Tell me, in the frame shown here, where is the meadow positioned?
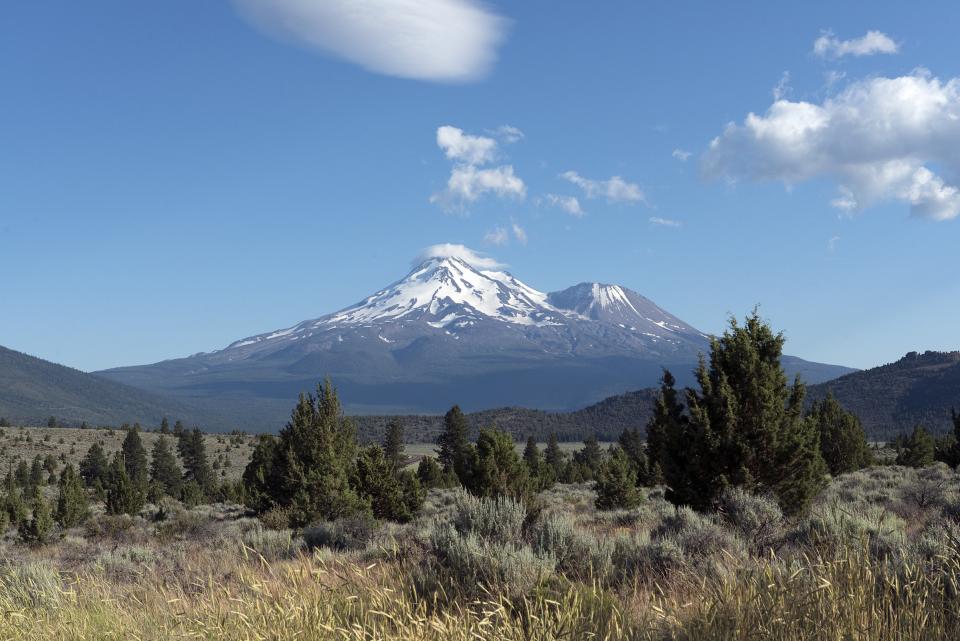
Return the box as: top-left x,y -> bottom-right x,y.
2,457 -> 960,640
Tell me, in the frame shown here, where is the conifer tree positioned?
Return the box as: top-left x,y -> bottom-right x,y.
416,456 -> 448,489
896,425 -> 935,468
160,417 -> 170,434
523,436 -> 553,490
79,442 -> 109,488
467,427 -> 529,500
173,420 -> 185,440
181,429 -> 214,495
149,436 -> 182,498
437,405 -> 474,485
29,457 -> 44,490
267,380 -> 364,526
55,464 -> 89,528
352,445 -> 422,522
382,419 -> 406,472
595,447 -> 641,510
935,409 -> 960,467
105,452 -> 144,515
2,472 -> 27,527
242,434 -> 278,512
14,460 -> 29,488
21,486 -> 55,545
121,427 -> 149,492
648,311 -> 828,514
808,394 -> 873,475
572,435 -> 603,481
544,433 -> 566,480
617,427 -> 649,485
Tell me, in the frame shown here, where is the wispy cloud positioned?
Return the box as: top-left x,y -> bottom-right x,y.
414,243 -> 504,269
483,226 -> 508,246
671,149 -> 692,162
543,194 -> 584,216
437,126 -> 497,165
772,71 -> 792,100
828,235 -> 840,251
813,30 -> 899,59
233,0 -> 509,82
492,125 -> 524,143
511,221 -> 527,245
560,171 -> 645,204
649,216 -> 681,228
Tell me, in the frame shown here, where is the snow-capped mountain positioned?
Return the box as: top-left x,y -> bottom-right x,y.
97,247 -> 854,429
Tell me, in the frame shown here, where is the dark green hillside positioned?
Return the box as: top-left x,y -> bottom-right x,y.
0,345 -> 211,428
808,351 -> 960,439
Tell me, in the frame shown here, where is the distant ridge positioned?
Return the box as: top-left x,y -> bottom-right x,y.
0,345 -> 210,427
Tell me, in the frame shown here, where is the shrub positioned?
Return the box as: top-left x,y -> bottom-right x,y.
304,512 -> 379,551
241,525 -> 302,561
95,545 -> 157,581
611,533 -> 685,584
259,505 -> 292,530
528,510 -> 611,581
451,490 -> 525,543
594,448 -> 641,510
788,501 -> 906,560
717,486 -> 783,552
652,506 -> 744,566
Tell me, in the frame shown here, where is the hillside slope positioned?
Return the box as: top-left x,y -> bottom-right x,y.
0,345 -> 212,428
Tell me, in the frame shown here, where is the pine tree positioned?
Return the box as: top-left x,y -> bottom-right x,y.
173,420 -> 185,440
351,445 -> 422,522
416,456 -> 448,489
572,435 -> 603,481
181,429 -> 214,495
160,417 -> 170,434
79,442 -> 109,487
121,427 -> 149,492
105,452 -> 144,515
149,436 -> 182,498
55,464 -> 90,528
28,457 -> 44,490
595,447 -> 641,510
896,425 -> 935,468
437,405 -> 474,485
382,419 -> 406,472
808,394 -> 873,475
544,433 -> 566,480
268,380 -> 365,526
648,311 -> 828,514
20,486 -> 54,545
242,434 -> 278,512
14,460 -> 30,488
468,427 -> 529,500
523,436 -> 553,490
617,427 -> 649,485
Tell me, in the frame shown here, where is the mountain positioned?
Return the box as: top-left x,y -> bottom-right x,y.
808,350 -> 960,439
98,249 -> 853,431
0,345 -> 208,427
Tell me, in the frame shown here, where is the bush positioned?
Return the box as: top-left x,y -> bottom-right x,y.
259,505 -> 292,530
611,533 -> 685,584
788,501 -> 906,560
241,525 -> 302,561
717,487 -> 783,552
304,512 -> 379,551
528,510 -> 611,581
95,545 -> 157,581
451,490 -> 526,543
652,506 -> 744,566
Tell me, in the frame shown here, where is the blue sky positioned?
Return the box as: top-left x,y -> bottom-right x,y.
2,0 -> 959,372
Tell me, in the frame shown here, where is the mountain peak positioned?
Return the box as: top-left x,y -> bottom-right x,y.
548,282 -> 702,336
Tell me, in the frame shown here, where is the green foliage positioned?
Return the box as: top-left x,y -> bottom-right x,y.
523,436 -> 554,491
149,436 -> 182,498
467,427 -> 530,500
242,434 -> 278,512
544,433 -> 567,481
648,311 -> 828,515
2,473 -> 27,527
594,447 -> 641,510
934,409 -> 960,467
571,435 -> 603,481
808,394 -> 873,475
352,445 -> 422,522
382,419 -> 405,472
121,428 -> 148,491
20,487 -> 55,545
896,425 -> 936,468
416,456 -> 451,490
303,512 -> 379,551
437,405 -> 474,485
105,452 -> 144,516
617,427 -> 649,485
54,464 -> 90,528
180,429 -> 214,495
79,442 -> 109,488
264,381 -> 365,527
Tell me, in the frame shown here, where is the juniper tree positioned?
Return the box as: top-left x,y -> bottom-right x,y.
648,311 -> 828,515
181,429 -> 214,495
242,434 -> 278,512
415,456 -> 449,489
20,486 -> 54,545
2,472 -> 27,527
266,380 -> 365,526
523,436 -> 553,490
437,405 -> 474,486
149,436 -> 182,498
351,445 -> 422,522
808,394 -> 873,475
544,433 -> 566,480
617,427 -> 649,485
28,457 -> 44,491
595,447 -> 641,510
896,425 -> 935,468
571,435 -> 603,481
121,427 -> 149,492
160,417 -> 170,434
382,419 -> 405,472
105,452 -> 144,516
55,464 -> 89,528
467,427 -> 530,500
79,442 -> 109,488
935,409 -> 960,467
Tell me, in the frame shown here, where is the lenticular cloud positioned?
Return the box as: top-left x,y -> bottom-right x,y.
234,0 -> 509,82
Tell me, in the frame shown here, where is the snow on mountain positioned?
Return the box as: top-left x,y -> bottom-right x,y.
547,283 -> 704,337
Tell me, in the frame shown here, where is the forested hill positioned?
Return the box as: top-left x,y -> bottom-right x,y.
352,389 -> 660,444
807,351 -> 960,439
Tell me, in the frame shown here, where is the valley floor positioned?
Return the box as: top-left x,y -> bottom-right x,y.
4,463 -> 960,640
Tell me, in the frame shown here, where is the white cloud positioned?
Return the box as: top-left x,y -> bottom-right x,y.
649,216 -> 681,228
234,0 -> 508,82
414,243 -> 504,269
431,165 -> 525,207
671,149 -> 692,162
560,171 -> 645,204
702,70 -> 960,221
544,194 -> 584,216
483,226 -> 508,246
492,125 -> 524,143
437,125 -> 497,165
511,221 -> 527,245
828,235 -> 840,251
772,71 -> 792,101
431,125 -> 526,210
813,30 -> 899,59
